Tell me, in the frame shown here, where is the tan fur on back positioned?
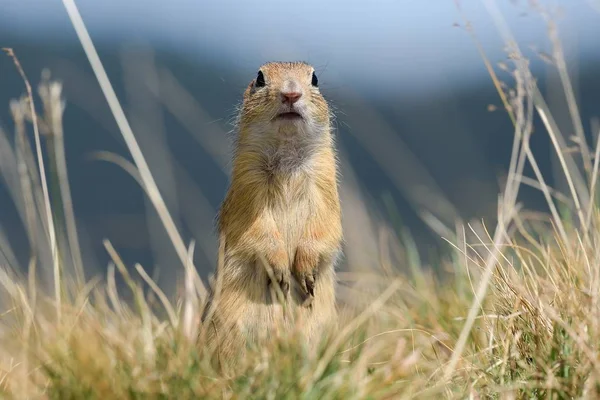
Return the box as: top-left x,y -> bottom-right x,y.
201,62 -> 343,371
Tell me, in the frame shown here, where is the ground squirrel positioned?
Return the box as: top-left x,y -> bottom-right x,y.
201,61 -> 343,369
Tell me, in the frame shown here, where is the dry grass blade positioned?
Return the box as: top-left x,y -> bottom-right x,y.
88,151 -> 145,190
537,106 -> 587,232
182,240 -> 198,341
61,0 -> 207,298
585,123 -> 600,232
544,17 -> 591,174
134,263 -> 177,328
524,141 -> 570,245
38,76 -> 85,286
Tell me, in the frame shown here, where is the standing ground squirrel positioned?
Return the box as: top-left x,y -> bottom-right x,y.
201,61 -> 343,368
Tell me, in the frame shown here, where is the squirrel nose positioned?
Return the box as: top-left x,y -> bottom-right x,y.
281,91 -> 302,105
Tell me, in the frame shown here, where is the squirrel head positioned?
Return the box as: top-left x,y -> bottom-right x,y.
237,61 -> 330,143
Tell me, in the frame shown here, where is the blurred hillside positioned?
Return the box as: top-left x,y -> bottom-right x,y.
1,26 -> 599,294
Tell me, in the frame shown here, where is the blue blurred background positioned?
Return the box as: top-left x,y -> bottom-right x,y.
1,0 -> 599,294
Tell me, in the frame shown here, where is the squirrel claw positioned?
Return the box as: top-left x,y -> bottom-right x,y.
305,274 -> 315,297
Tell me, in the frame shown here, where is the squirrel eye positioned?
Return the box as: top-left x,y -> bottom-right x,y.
311,72 -> 318,87
255,70 -> 266,87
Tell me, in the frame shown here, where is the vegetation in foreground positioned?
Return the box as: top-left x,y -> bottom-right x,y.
1,2 -> 600,398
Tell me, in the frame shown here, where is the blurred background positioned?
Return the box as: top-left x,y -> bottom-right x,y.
0,0 -> 599,296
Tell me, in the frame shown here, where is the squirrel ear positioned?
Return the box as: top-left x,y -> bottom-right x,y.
255,70 -> 266,87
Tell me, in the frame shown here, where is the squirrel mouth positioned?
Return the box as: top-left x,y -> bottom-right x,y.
276,111 -> 303,121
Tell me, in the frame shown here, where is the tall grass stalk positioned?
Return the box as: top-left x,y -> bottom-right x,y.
61,0 -> 206,298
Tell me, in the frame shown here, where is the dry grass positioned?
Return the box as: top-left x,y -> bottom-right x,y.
0,0 -> 599,398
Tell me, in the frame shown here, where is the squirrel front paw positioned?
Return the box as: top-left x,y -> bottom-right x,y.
292,247 -> 319,299
264,247 -> 290,296
268,263 -> 291,295
293,268 -> 316,298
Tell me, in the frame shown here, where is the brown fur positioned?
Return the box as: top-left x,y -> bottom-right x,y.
201,62 -> 343,370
